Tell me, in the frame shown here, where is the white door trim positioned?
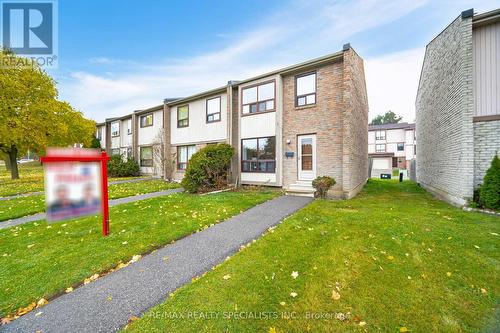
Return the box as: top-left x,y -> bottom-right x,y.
297,134 -> 316,181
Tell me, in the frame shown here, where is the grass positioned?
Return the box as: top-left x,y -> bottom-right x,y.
0,188 -> 279,317
0,180 -> 181,222
0,162 -> 145,197
126,180 -> 500,333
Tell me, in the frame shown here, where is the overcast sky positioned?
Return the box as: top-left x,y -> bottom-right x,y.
49,0 -> 499,123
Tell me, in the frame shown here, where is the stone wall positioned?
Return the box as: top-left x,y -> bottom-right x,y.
473,120 -> 500,187
416,14 -> 475,206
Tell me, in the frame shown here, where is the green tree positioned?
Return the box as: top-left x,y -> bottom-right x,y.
479,154 -> 500,210
370,111 -> 403,125
0,49 -> 96,179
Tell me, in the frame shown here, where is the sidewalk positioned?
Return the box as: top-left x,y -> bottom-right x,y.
0,188 -> 184,230
1,195 -> 312,333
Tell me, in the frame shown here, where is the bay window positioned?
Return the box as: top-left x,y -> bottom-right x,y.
241,136 -> 276,173
242,81 -> 275,115
295,72 -> 316,106
177,145 -> 196,170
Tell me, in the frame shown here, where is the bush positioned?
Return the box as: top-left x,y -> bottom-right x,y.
479,154 -> 500,210
181,144 -> 234,193
107,155 -> 140,177
312,176 -> 336,199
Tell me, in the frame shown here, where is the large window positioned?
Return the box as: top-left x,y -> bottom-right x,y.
241,136 -> 276,173
96,128 -> 102,140
111,122 -> 120,137
375,130 -> 386,140
177,145 -> 196,170
206,96 -> 221,123
177,105 -> 189,128
295,72 -> 316,106
140,146 -> 153,167
397,142 -> 404,151
241,81 -> 275,115
375,144 -> 386,152
140,114 -> 153,128
111,148 -> 120,156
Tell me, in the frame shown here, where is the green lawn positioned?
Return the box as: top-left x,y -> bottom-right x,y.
0,180 -> 181,222
127,180 -> 500,333
0,188 -> 278,318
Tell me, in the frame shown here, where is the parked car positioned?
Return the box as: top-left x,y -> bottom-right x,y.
17,158 -> 35,164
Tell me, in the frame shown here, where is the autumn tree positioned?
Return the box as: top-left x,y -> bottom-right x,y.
0,49 -> 95,179
370,111 -> 403,125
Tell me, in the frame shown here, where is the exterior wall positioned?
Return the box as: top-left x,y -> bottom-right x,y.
281,62 -> 344,194
473,21 -> 500,117
416,15 -> 475,206
96,125 -> 106,150
170,93 -> 228,146
238,75 -> 283,186
341,48 -> 369,198
473,120 -> 500,187
120,118 -> 132,148
368,127 -> 416,163
404,129 -> 416,161
137,109 -> 164,175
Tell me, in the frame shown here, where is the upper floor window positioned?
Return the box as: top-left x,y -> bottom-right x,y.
111,122 -> 120,137
397,143 -> 404,151
241,136 -> 276,173
295,72 -> 316,107
206,96 -> 221,123
140,146 -> 153,167
126,119 -> 132,135
140,114 -> 153,128
242,81 -> 275,115
96,128 -> 102,140
375,144 -> 386,152
375,130 -> 385,140
177,145 -> 196,170
177,105 -> 189,128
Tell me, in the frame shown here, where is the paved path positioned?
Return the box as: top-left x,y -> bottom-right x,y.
0,177 -> 154,201
0,188 -> 184,230
1,195 -> 312,333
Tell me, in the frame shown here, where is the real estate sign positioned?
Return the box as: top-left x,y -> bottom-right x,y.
43,148 -> 102,221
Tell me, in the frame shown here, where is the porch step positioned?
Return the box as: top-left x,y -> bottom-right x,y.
285,182 -> 315,198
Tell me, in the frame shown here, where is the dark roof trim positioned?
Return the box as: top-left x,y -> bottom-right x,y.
473,8 -> 500,27
368,122 -> 415,131
165,86 -> 227,107
134,104 -> 163,115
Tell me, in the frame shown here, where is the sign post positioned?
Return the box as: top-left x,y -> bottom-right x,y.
41,150 -> 111,236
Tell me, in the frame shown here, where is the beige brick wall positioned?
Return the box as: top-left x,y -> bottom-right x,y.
282,61 -> 345,195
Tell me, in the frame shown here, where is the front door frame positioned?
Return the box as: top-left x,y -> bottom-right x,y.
297,134 -> 317,181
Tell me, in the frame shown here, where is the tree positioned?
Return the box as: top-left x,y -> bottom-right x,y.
479,154 -> 500,210
0,49 -> 96,179
370,111 -> 403,125
152,128 -> 174,179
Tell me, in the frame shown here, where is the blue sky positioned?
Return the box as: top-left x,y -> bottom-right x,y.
49,0 -> 499,122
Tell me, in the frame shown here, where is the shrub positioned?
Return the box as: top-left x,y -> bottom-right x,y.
479,154 -> 500,210
107,155 -> 140,177
312,176 -> 336,199
181,144 -> 234,193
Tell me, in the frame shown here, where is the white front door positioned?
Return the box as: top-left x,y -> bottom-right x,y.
298,134 -> 316,181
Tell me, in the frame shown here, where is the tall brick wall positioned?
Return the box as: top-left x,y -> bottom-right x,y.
281,61 -> 345,194
342,48 -> 369,197
473,120 -> 500,187
416,15 -> 475,205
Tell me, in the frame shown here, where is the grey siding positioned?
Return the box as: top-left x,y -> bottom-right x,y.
416,15 -> 475,206
473,22 -> 500,117
474,120 -> 500,188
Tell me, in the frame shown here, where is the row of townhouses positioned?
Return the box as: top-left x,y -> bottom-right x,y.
97,44 -> 369,198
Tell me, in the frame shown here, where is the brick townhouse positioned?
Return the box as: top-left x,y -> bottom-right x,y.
416,8 -> 500,206
97,44 -> 369,198
368,122 -> 416,178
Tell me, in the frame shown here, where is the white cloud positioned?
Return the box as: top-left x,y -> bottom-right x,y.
365,48 -> 425,123
58,0 -> 428,122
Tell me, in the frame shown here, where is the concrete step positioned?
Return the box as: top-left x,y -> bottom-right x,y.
285,183 -> 315,197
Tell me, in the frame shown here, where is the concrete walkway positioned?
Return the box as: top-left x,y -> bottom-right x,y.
1,195 -> 312,333
0,188 -> 184,230
0,177 -> 154,201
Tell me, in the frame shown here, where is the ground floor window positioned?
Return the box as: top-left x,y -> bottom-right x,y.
241,136 -> 276,173
177,145 -> 196,170
140,146 -> 153,167
126,147 -> 133,159
375,144 -> 386,152
111,148 -> 120,156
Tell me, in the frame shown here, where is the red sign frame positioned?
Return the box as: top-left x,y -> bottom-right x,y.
41,151 -> 111,236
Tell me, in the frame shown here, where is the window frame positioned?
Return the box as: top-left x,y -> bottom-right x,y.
206,96 -> 222,123
140,146 -> 153,167
375,144 -> 386,153
241,136 -> 276,174
177,145 -> 196,171
375,130 -> 386,140
111,121 -> 120,137
126,119 -> 132,134
295,71 -> 317,107
177,105 -> 189,128
140,113 -> 153,128
397,142 -> 405,151
240,80 -> 276,116
111,148 -> 120,156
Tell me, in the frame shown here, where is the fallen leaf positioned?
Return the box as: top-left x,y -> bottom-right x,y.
107,295 -> 113,301
474,245 -> 480,249
359,321 -> 366,327
291,271 -> 299,279
279,301 -> 286,306
65,287 -> 74,293
36,298 -> 48,308
122,241 -> 128,245
128,316 -> 139,322
481,288 -> 487,294
331,289 -> 341,300
387,255 -> 394,260
223,274 -> 231,280
446,272 -> 452,277
290,292 -> 298,298
27,244 -> 35,249
269,327 -> 277,333
400,327 -> 410,332
130,254 -> 141,263
34,311 -> 43,317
